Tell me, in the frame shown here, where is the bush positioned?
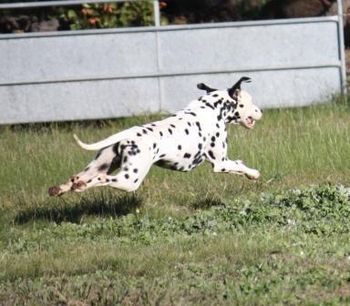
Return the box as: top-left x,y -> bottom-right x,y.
0,1 -> 154,33
59,2 -> 154,30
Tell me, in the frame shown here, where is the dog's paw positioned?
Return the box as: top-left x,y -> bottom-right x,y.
245,169 -> 260,180
48,185 -> 62,196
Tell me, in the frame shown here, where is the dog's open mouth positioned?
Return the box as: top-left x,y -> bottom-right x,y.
243,116 -> 256,129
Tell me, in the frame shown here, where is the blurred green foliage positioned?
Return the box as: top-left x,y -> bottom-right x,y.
59,2 -> 154,30
0,1 -> 155,33
0,0 -> 274,33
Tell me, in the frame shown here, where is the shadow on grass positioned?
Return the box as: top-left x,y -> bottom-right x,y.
14,192 -> 143,224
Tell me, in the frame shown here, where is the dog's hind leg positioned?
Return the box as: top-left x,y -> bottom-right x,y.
71,142 -> 153,193
48,144 -> 121,196
49,140 -> 152,195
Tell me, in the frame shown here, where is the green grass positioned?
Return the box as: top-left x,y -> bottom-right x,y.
0,98 -> 350,305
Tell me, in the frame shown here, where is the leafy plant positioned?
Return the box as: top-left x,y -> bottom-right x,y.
59,1 -> 154,30
0,1 -> 155,33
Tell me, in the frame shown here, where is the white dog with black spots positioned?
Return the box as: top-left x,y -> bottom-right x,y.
49,77 -> 263,196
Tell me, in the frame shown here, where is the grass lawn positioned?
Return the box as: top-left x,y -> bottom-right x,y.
0,97 -> 349,305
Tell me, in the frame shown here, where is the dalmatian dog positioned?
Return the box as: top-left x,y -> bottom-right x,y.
48,77 -> 262,196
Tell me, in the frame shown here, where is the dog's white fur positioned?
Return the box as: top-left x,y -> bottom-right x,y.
48,78 -> 262,196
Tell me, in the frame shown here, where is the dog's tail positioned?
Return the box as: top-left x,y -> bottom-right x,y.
73,134 -> 120,151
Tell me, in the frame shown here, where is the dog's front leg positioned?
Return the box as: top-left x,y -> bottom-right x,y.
212,159 -> 260,180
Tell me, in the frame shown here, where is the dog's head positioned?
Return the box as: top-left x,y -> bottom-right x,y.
197,77 -> 262,129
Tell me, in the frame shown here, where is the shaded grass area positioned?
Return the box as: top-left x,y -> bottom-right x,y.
0,98 -> 350,305
14,192 -> 142,224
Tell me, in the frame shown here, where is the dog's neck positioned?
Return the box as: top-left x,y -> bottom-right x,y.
198,91 -> 239,124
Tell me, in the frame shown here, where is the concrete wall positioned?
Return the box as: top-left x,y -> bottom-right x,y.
0,16 -> 346,124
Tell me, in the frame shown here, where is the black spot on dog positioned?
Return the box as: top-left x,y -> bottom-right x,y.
147,127 -> 153,132
193,156 -> 203,166
84,167 -> 90,172
204,103 -> 215,110
214,101 -> 221,108
208,150 -> 215,160
123,156 -> 128,163
178,145 -> 182,150
112,143 -> 120,155
216,132 -> 220,137
195,122 -> 202,131
98,163 -> 110,172
170,124 -> 176,128
134,178 -> 139,184
198,143 -> 202,149
95,151 -> 102,160
159,131 -> 163,137
185,129 -> 189,135
142,129 -> 148,135
221,168 -> 226,172
137,133 -> 142,137
153,143 -> 157,149
112,178 -> 117,182
159,154 -> 166,158
210,143 -> 215,147
108,155 -> 121,174
125,174 -> 129,179
133,169 -> 138,173
184,153 -> 191,158
211,136 -> 216,142
168,129 -> 173,135
185,111 -> 197,117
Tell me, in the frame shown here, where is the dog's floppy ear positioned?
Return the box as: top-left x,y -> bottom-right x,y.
228,77 -> 251,98
197,83 -> 218,93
